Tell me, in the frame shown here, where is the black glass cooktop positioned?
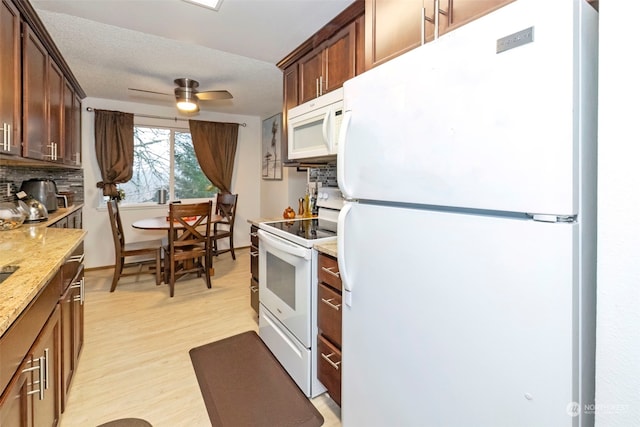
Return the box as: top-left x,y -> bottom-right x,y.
262,218 -> 337,241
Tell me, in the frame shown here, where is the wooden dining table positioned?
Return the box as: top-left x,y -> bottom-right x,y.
131,214 -> 223,232
132,214 -> 223,281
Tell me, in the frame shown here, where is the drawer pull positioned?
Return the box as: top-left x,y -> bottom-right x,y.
321,352 -> 341,370
71,277 -> 85,304
250,285 -> 259,293
250,232 -> 258,237
23,356 -> 45,400
66,253 -> 85,263
321,266 -> 340,278
321,297 -> 341,311
250,251 -> 259,257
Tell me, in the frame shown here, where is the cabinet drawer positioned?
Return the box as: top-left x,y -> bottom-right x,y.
250,277 -> 259,314
250,225 -> 259,247
318,253 -> 341,292
250,244 -> 259,281
318,283 -> 342,347
317,334 -> 341,406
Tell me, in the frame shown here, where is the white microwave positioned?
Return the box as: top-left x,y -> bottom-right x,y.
287,88 -> 343,160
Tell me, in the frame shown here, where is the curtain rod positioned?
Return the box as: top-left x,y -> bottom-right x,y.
85,107 -> 247,127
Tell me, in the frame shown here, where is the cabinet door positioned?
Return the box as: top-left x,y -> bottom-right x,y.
282,64 -> 298,160
62,79 -> 74,166
30,305 -> 61,427
72,94 -> 82,166
0,358 -> 32,427
47,61 -> 64,164
364,0 -> 424,70
298,48 -> 324,104
22,25 -> 48,160
0,0 -> 21,156
438,0 -> 514,36
60,265 -> 83,412
324,21 -> 357,94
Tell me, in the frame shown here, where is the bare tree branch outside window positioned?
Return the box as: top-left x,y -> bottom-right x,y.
119,126 -> 216,204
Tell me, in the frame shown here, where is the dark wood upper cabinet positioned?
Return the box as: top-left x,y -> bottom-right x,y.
22,23 -> 48,161
298,21 -> 357,105
48,59 -> 64,163
0,0 -> 21,156
364,0 -> 425,70
365,0 -> 514,70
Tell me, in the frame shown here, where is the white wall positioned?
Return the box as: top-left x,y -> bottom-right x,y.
596,1 -> 640,425
82,97 -> 262,269
260,166 -> 307,219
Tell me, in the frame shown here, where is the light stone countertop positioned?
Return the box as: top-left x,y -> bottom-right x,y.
0,220 -> 86,337
314,241 -> 338,258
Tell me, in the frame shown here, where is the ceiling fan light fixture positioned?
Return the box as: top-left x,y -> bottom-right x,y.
181,0 -> 223,11
175,87 -> 199,112
176,99 -> 199,112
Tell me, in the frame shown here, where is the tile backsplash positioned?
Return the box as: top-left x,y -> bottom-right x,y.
0,165 -> 84,204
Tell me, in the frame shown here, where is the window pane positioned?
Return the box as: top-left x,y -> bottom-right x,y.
174,131 -> 217,199
121,127 -> 170,203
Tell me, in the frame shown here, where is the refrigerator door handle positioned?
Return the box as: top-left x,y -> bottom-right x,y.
337,110 -> 352,199
337,203 -> 353,306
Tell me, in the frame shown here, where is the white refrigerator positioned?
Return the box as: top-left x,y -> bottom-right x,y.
336,1 -> 598,426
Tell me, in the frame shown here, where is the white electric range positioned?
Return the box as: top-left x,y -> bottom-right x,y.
257,187 -> 343,397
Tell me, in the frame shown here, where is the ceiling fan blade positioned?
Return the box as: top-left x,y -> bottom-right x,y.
128,88 -> 172,96
196,90 -> 233,101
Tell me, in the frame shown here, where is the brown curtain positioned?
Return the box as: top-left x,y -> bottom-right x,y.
189,120 -> 239,194
94,109 -> 134,198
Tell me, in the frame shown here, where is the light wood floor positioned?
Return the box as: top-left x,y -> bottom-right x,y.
60,248 -> 341,427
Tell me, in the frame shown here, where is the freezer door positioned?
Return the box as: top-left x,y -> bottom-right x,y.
338,202 -> 593,427
338,0 -> 597,216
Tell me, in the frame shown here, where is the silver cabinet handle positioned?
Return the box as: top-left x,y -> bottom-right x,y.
66,253 -> 85,263
71,277 -> 85,304
321,297 -> 341,311
23,356 -> 46,400
321,352 -> 341,370
319,75 -> 324,96
250,251 -> 259,257
250,285 -> 259,293
321,266 -> 340,278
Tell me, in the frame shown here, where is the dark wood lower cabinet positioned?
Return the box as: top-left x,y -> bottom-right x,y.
249,225 -> 259,314
317,252 -> 342,406
0,239 -> 84,425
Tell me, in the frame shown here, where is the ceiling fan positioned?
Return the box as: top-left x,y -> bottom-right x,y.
128,78 -> 233,113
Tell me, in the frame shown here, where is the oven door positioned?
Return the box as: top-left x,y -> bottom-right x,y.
258,229 -> 313,347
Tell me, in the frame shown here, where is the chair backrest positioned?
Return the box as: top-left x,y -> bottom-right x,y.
215,193 -> 238,227
107,199 -> 125,256
168,201 -> 213,251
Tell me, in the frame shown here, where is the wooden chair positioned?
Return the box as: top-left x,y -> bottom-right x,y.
163,201 -> 213,297
211,193 -> 238,260
107,200 -> 162,292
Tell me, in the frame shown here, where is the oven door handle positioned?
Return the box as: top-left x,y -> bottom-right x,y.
258,230 -> 312,260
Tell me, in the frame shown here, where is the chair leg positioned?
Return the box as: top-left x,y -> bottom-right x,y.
110,257 -> 123,292
169,260 -> 175,297
204,254 -> 212,289
155,249 -> 161,286
230,237 -> 235,260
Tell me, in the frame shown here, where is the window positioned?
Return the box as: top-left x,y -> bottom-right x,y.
118,126 -> 216,204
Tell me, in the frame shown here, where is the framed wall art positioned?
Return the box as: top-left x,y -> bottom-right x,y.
262,113 -> 283,180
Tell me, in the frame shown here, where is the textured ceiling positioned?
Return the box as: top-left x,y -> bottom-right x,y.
31,0 -> 355,118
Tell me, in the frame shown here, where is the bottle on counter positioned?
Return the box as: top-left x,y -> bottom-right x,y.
303,190 -> 312,218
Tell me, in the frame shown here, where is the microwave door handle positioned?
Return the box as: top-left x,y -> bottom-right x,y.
321,108 -> 332,149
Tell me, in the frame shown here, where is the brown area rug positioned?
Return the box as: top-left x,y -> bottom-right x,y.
189,331 -> 324,427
